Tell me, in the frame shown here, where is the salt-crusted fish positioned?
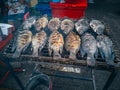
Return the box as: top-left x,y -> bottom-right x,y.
81,33 -> 98,66
34,15 -> 48,31
97,34 -> 114,66
90,19 -> 105,35
48,31 -> 64,59
61,19 -> 74,34
65,31 -> 81,60
13,30 -> 32,58
32,30 -> 47,57
75,19 -> 89,35
48,17 -> 61,32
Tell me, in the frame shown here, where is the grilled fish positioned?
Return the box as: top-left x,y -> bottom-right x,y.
81,33 -> 98,66
22,16 -> 36,29
48,17 -> 61,32
13,30 -> 32,58
75,19 -> 89,35
65,31 -> 81,60
61,19 -> 74,34
48,31 -> 64,59
32,30 -> 47,57
34,15 -> 48,31
97,34 -> 114,66
90,19 -> 105,35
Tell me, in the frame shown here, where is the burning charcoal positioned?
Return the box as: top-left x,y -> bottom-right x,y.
32,30 -> 47,57
34,15 -> 48,31
97,34 -> 115,66
90,19 -> 105,35
48,31 -> 64,59
48,17 -> 61,32
65,31 -> 81,60
61,19 -> 74,34
22,16 -> 36,29
81,33 -> 98,66
13,30 -> 32,58
75,18 -> 89,35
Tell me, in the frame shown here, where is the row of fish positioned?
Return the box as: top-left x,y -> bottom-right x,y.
13,17 -> 115,66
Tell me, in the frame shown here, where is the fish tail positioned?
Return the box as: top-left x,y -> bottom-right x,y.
87,54 -> 95,67
32,48 -> 38,57
69,52 -> 76,60
12,50 -> 21,58
53,51 -> 61,59
105,48 -> 115,66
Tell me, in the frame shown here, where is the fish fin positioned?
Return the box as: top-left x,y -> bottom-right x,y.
12,49 -> 21,58
69,52 -> 77,60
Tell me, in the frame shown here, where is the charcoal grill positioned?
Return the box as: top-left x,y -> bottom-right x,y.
0,26 -> 120,90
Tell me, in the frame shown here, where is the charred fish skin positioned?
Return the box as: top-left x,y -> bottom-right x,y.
90,19 -> 105,35
81,33 -> 98,66
13,30 -> 32,58
61,19 -> 74,35
48,31 -> 64,59
48,17 -> 61,32
97,34 -> 115,66
65,31 -> 81,60
32,30 -> 47,57
22,16 -> 36,30
34,16 -> 48,31
75,19 -> 89,35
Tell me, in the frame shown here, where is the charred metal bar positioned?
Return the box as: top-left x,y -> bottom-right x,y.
47,73 -> 93,81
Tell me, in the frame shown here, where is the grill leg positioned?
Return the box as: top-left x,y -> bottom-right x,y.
92,68 -> 97,90
103,69 -> 118,90
1,58 -> 24,90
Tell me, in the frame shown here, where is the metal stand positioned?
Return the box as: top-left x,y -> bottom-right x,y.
103,68 -> 118,90
0,57 -> 24,90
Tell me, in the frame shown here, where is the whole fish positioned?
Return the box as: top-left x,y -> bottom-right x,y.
13,30 -> 32,58
48,17 -> 61,32
48,31 -> 64,59
32,30 -> 47,57
22,16 -> 36,29
34,15 -> 48,31
90,19 -> 105,35
97,34 -> 114,66
65,31 -> 81,60
61,19 -> 74,34
81,33 -> 98,66
75,19 -> 89,35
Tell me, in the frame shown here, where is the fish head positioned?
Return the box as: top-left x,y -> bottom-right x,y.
75,19 -> 89,35
61,19 -> 74,34
90,20 -> 105,34
48,18 -> 61,31
34,21 -> 41,31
